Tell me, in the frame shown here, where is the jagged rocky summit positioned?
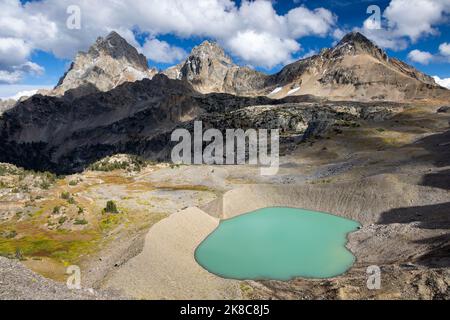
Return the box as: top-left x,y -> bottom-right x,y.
51,31 -> 157,97
163,40 -> 268,96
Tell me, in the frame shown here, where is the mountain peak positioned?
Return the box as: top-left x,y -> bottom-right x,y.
338,31 -> 371,45
332,31 -> 388,61
53,31 -> 156,97
190,40 -> 232,64
105,30 -> 123,41
162,40 -> 266,95
88,31 -> 148,68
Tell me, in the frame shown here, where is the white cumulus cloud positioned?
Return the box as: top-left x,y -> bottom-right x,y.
0,37 -> 32,67
287,7 -> 337,38
355,0 -> 450,51
439,42 -> 450,56
0,0 -> 337,70
0,70 -> 23,84
226,30 -> 301,69
408,49 -> 434,64
384,0 -> 450,42
141,38 -> 187,64
433,76 -> 450,89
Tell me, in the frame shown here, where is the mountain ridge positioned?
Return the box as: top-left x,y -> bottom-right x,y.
34,30 -> 449,102
163,31 -> 446,101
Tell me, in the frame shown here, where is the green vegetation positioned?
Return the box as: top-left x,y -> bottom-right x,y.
88,155 -> 154,172
61,191 -> 71,200
52,206 -> 61,214
311,179 -> 333,185
61,191 -> 76,204
104,200 -> 119,214
0,230 -> 17,239
40,180 -> 51,189
0,164 -> 57,191
0,164 -> 21,176
335,120 -> 361,128
100,214 -> 122,232
0,231 -> 98,263
240,283 -> 254,296
157,184 -> 211,192
58,217 -> 67,225
15,248 -> 24,260
74,218 -> 88,225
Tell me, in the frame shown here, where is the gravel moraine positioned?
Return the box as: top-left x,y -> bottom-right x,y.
0,257 -> 124,300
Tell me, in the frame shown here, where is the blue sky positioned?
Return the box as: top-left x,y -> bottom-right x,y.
1,0 -> 449,98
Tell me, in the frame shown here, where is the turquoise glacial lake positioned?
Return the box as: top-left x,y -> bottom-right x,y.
195,207 -> 360,281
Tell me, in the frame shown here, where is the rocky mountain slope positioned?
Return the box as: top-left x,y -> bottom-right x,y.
0,75 -> 200,173
163,41 -> 268,96
51,32 -> 157,98
0,73 -> 403,174
164,32 -> 448,102
20,31 -> 450,102
265,32 -> 447,101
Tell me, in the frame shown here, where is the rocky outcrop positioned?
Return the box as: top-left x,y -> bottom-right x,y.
196,101 -> 403,150
52,32 -> 157,97
437,106 -> 450,113
163,41 -> 268,96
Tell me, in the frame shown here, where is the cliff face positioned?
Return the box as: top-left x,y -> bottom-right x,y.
52,32 -> 157,97
163,41 -> 268,96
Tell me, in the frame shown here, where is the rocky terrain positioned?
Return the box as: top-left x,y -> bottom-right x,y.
0,78 -> 405,174
0,30 -> 449,300
164,32 -> 449,102
50,32 -> 157,98
0,257 -> 123,300
163,40 -> 267,96
264,32 -> 448,101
